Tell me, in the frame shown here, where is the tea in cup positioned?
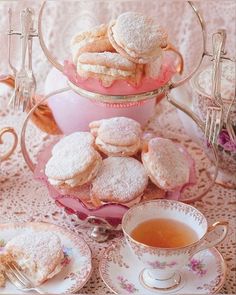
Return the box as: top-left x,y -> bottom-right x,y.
122,200 -> 228,291
0,127 -> 18,162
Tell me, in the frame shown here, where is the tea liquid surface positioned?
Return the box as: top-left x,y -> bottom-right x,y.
131,218 -> 198,248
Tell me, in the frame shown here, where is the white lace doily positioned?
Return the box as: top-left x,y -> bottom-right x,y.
0,1 -> 235,294
0,88 -> 235,294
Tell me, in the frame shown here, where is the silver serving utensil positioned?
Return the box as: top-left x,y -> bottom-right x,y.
22,8 -> 36,111
9,8 -> 33,110
204,30 -> 225,145
5,262 -> 45,294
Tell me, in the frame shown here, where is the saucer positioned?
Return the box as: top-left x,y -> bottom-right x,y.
0,222 -> 92,294
99,238 -> 227,294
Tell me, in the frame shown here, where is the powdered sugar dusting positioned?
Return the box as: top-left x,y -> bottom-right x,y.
92,117 -> 141,146
5,231 -> 64,285
45,148 -> 97,180
113,12 -> 167,55
142,138 -> 190,191
91,157 -> 148,203
52,132 -> 94,155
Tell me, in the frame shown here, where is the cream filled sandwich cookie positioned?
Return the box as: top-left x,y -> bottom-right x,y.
108,12 -> 167,64
71,24 -> 115,64
77,52 -> 143,87
5,232 -> 65,286
51,132 -> 95,156
45,146 -> 102,188
142,137 -> 190,191
89,117 -> 142,156
91,157 -> 148,207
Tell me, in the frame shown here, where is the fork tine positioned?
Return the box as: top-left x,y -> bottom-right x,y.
7,262 -> 31,287
211,109 -> 217,144
205,109 -> 211,140
23,91 -> 30,112
208,109 -> 215,144
5,268 -> 26,289
6,262 -> 45,294
212,119 -> 218,144
9,90 -> 16,107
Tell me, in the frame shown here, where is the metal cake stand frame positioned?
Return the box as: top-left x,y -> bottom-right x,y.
4,1 -> 234,241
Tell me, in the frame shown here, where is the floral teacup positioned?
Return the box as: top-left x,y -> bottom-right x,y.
0,127 -> 18,162
122,200 -> 228,291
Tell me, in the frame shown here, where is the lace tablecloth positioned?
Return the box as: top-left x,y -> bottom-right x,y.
0,85 -> 235,294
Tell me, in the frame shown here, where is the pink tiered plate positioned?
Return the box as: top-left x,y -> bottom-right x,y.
34,139 -> 197,227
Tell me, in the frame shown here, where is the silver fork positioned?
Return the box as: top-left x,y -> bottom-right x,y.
205,105 -> 223,144
204,31 -> 225,145
22,8 -> 36,111
9,8 -> 33,110
5,262 -> 45,294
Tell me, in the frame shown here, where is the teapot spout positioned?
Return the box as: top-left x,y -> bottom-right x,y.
0,74 -> 15,88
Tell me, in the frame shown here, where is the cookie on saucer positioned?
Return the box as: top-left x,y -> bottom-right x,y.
45,145 -> 102,188
108,12 -> 167,64
71,24 -> 115,64
91,157 -> 148,207
77,52 -> 143,87
89,117 -> 142,156
142,137 -> 190,191
5,232 -> 65,286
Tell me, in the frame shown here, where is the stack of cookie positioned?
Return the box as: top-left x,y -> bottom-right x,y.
71,12 -> 168,87
45,117 -> 191,208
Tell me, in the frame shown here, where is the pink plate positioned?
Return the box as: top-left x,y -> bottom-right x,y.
64,53 -> 177,95
34,139 -> 196,227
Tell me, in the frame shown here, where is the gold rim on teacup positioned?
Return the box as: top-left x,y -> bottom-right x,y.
122,200 -> 228,251
0,127 -> 18,162
121,199 -> 228,291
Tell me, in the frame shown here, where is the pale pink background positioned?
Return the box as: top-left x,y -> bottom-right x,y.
0,1 -> 235,294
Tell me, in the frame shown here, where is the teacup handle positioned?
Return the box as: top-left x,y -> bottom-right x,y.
162,43 -> 184,75
0,127 -> 18,162
192,221 -> 228,255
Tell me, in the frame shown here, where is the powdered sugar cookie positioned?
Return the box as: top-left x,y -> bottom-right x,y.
91,157 -> 148,206
142,137 -> 190,191
45,147 -> 102,188
5,232 -> 65,286
77,52 -> 143,87
71,24 -> 115,64
89,117 -> 142,156
52,132 -> 95,155
108,12 -> 167,64
145,53 -> 163,79
58,183 -> 91,203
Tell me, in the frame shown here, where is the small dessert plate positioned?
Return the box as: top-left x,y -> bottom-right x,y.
99,238 -> 227,294
0,222 -> 92,294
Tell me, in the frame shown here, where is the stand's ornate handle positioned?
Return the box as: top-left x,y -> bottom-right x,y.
0,127 -> 18,162
162,43 -> 184,75
21,88 -> 70,171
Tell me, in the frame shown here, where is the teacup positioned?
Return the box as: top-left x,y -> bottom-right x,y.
122,199 -> 228,291
0,127 -> 18,162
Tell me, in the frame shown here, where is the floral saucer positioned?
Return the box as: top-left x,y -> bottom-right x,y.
99,238 -> 227,294
0,222 -> 92,294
